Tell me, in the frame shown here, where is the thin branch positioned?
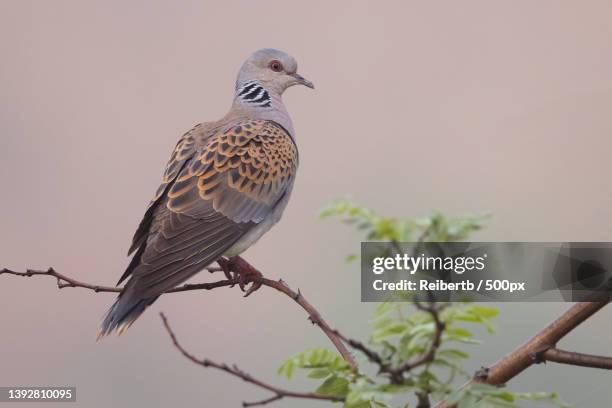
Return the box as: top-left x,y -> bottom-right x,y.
1,267 -> 122,292
480,301 -> 608,384
0,267 -> 233,293
333,329 -> 384,367
1,266 -> 357,370
417,391 -> 432,408
254,276 -> 358,370
160,313 -> 344,407
434,300 -> 609,408
334,301 -> 446,387
242,395 -> 282,407
538,347 -> 612,370
380,302 -> 445,384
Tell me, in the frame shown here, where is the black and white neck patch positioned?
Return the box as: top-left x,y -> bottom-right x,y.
237,81 -> 272,108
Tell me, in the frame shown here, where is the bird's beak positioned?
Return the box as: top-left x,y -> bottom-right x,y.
291,73 -> 315,89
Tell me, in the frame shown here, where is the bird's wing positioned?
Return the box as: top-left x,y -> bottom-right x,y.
126,124 -> 201,258
120,120 -> 298,298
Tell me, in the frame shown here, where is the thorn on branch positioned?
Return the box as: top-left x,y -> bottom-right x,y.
1,264 -> 358,370
474,367 -> 490,381
293,288 -> 301,301
530,345 -> 552,364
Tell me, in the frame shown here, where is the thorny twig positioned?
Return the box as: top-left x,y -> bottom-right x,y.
0,265 -> 357,370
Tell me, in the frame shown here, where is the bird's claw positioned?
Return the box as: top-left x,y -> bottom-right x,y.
242,278 -> 262,297
217,256 -> 263,296
217,258 -> 237,286
234,258 -> 263,297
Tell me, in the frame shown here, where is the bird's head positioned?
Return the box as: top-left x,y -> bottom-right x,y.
235,48 -> 314,96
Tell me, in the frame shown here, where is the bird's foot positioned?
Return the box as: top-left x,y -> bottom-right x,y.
217,257 -> 235,283
217,256 -> 263,297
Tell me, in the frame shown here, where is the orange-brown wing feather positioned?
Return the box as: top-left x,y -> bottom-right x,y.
126,124 -> 200,257
167,120 -> 298,223
120,120 -> 297,296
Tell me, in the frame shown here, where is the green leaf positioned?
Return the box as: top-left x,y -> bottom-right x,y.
438,349 -> 470,360
316,375 -> 349,397
345,253 -> 359,263
372,323 -> 409,342
515,391 -> 570,408
308,368 -> 331,379
276,359 -> 295,379
372,302 -> 394,320
469,306 -> 499,319
343,400 -> 371,408
446,389 -> 465,405
318,199 -> 567,408
372,317 -> 394,330
443,327 -> 481,344
343,379 -> 401,408
431,358 -> 456,368
458,392 -> 479,408
277,349 -> 350,379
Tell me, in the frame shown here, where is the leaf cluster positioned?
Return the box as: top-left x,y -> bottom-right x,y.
275,200 -> 567,407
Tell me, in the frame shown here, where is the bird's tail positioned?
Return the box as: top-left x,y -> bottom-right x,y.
97,293 -> 158,340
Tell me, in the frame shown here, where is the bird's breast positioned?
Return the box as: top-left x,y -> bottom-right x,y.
223,185 -> 293,257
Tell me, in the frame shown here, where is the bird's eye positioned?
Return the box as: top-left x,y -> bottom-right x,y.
269,60 -> 283,72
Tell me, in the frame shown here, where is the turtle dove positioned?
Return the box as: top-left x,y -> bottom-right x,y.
98,48 -> 313,337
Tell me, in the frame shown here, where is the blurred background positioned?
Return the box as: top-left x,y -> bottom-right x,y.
1,1 -> 612,406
